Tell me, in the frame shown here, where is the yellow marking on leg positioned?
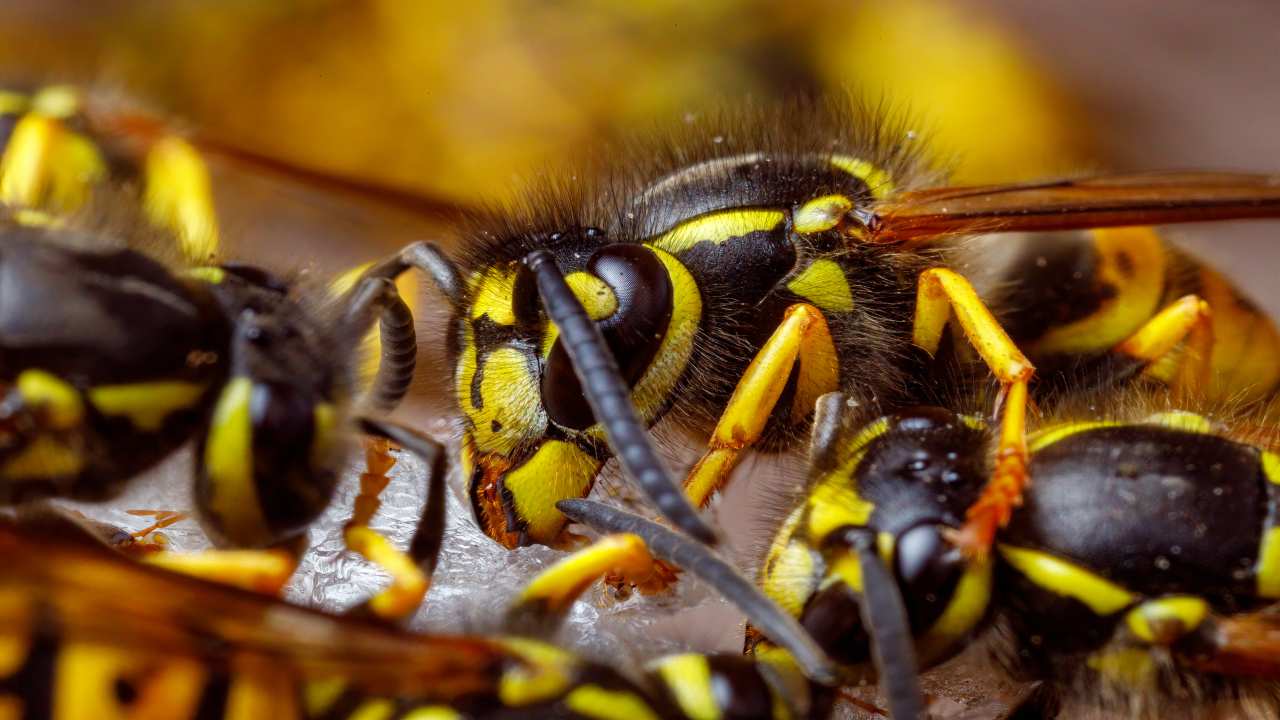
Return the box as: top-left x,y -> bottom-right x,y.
564,685 -> 661,720
684,304 -> 838,508
144,136 -> 219,262
1116,294 -> 1213,397
345,526 -> 429,620
793,194 -> 854,234
651,209 -> 785,255
998,544 -> 1137,615
786,259 -> 855,313
143,548 -> 297,595
1125,596 -> 1208,645
518,534 -> 659,614
651,654 -> 719,720
203,378 -> 269,545
914,268 -> 1034,557
87,381 -> 206,432
501,440 -> 602,546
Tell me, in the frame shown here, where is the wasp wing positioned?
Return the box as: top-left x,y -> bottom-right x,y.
1174,606 -> 1280,680
871,172 -> 1280,243
0,517 -> 510,704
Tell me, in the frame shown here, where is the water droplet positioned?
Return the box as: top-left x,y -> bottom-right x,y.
1154,556 -> 1171,570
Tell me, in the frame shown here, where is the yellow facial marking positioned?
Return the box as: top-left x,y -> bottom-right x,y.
805,477 -> 875,545
1256,527 -> 1280,598
829,156 -> 896,198
760,506 -> 821,616
1087,647 -> 1156,688
87,381 -> 206,432
917,559 -> 993,665
628,248 -> 702,423
144,136 -> 220,262
998,544 -> 1137,615
204,378 -> 269,544
1,436 -> 84,480
786,259 -> 855,314
502,440 -> 602,545
793,194 -> 854,234
565,271 -> 618,321
495,637 -> 574,706
565,686 -> 661,720
1029,227 -> 1166,356
651,209 -> 785,255
462,346 -> 546,457
651,654 -> 719,720
470,266 -> 520,326
1125,596 -> 1208,645
16,369 -> 83,429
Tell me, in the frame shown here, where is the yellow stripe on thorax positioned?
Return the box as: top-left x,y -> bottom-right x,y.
564,685 -> 661,720
651,209 -> 785,255
829,156 -> 896,198
998,544 -> 1137,615
786,259 -> 854,313
494,637 -> 575,707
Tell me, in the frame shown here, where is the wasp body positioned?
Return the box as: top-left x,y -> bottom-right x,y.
435,100 -> 1280,553
753,394 -> 1280,717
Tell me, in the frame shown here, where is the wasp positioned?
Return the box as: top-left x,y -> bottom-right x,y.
0,494 -> 853,719
0,84 -> 466,620
413,97 -> 1280,561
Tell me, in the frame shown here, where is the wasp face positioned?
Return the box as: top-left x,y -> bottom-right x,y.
457,229 -> 703,547
769,408 -> 995,672
194,269 -> 342,547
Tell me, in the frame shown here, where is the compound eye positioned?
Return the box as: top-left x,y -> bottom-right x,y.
894,523 -> 964,603
542,244 -> 674,430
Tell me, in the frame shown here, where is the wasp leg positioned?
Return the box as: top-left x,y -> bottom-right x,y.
913,268 -> 1036,559
141,135 -> 219,262
344,416 -> 448,621
1114,294 -> 1214,398
141,547 -> 300,595
0,108 -> 105,214
506,533 -> 674,633
684,303 -> 840,508
339,275 -> 418,413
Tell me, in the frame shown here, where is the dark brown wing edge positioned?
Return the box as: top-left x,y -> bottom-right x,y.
1176,608 -> 1280,679
870,172 -> 1280,243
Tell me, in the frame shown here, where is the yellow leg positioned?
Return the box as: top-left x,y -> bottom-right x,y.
684,303 -> 839,508
1115,294 -> 1214,398
142,548 -> 298,595
512,533 -> 672,617
343,438 -> 429,620
914,268 -> 1035,558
